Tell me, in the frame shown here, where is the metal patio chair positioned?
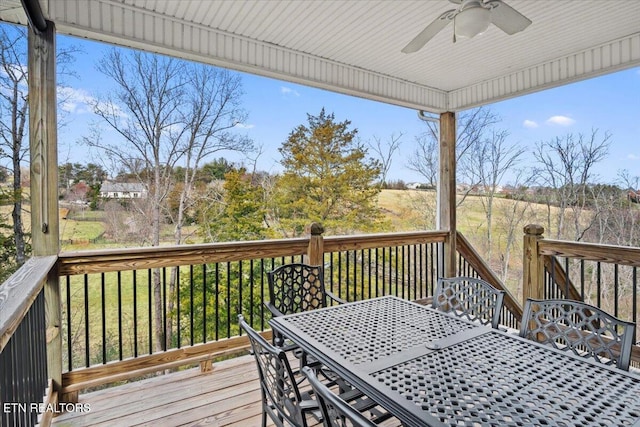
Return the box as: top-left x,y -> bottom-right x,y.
302,367 -> 392,427
520,298 -> 636,370
266,263 -> 345,364
433,276 -> 506,329
239,315 -> 318,427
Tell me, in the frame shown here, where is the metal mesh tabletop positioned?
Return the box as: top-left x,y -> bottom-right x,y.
278,297 -> 478,365
270,297 -> 640,427
373,331 -> 640,427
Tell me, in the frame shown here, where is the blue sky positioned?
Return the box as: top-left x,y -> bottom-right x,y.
56,34 -> 640,185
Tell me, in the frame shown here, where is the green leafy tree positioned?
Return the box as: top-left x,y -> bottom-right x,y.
200,167 -> 267,242
273,109 -> 386,236
197,158 -> 233,183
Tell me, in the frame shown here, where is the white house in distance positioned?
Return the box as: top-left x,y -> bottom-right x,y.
100,182 -> 148,199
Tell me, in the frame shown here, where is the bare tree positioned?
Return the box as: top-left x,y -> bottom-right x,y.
165,65 -> 251,344
494,169 -> 537,293
368,132 -> 403,187
169,65 -> 251,245
408,107 -> 500,202
0,24 -> 78,270
86,49 -> 251,350
0,26 -> 29,267
407,133 -> 438,187
589,170 -> 640,247
466,130 -> 525,260
533,130 -> 611,240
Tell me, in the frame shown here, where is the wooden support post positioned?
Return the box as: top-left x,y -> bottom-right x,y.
438,112 -> 456,278
523,224 -> 545,304
306,222 -> 325,266
199,359 -> 213,373
29,21 -> 62,399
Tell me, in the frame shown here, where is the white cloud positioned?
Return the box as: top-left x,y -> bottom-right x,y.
627,154 -> 640,161
234,122 -> 255,129
57,86 -> 96,114
280,86 -> 300,97
523,119 -> 539,129
546,115 -> 575,126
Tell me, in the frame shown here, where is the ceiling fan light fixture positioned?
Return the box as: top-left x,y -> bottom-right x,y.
455,4 -> 491,39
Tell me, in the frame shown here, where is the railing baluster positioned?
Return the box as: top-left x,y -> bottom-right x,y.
215,263 -> 220,341
176,266 -> 181,348
382,248 -> 387,296
65,275 -> 72,371
338,252 -> 343,300
367,248 -> 372,300
614,264 -> 619,317
580,260 -> 585,300
203,264 -> 208,343
101,272 -> 106,364
564,257 -> 570,299
374,248 -> 379,298
133,271 -> 138,357
118,271 -> 123,360
345,250 -> 350,302
359,249 -> 364,301
597,262 -> 602,307
633,267 -> 637,325
189,265 -> 194,347
394,246 -> 399,297
250,259 -> 255,326
238,260 -> 243,328
84,274 -> 89,368
260,259 -> 265,330
226,262 -> 231,338
162,267 -> 167,351
148,269 -> 152,354
401,245 -> 406,299
550,257 -> 556,299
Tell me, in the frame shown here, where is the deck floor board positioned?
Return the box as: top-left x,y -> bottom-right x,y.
51,354 -> 400,427
51,355 -> 271,427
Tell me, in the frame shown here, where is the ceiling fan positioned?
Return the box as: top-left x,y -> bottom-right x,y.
401,0 -> 532,53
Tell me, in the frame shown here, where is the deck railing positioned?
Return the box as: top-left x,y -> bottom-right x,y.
523,224 -> 640,366
0,256 -> 57,427
5,224 -> 640,426
56,228 -> 448,396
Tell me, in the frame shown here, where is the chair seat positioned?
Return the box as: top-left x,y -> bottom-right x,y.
302,366 -> 394,426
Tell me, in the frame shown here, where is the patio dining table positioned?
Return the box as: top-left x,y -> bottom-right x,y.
269,296 -> 640,427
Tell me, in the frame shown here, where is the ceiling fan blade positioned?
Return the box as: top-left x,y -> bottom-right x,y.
401,9 -> 456,53
487,0 -> 531,35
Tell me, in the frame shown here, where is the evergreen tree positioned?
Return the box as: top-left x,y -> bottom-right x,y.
274,109 -> 386,236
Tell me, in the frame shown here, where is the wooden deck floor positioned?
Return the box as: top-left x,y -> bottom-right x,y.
51,354 -> 277,427
50,354 -> 400,427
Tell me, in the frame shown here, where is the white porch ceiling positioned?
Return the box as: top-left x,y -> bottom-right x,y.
2,0 -> 640,112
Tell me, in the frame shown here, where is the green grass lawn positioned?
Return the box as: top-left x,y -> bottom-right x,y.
60,217 -> 105,242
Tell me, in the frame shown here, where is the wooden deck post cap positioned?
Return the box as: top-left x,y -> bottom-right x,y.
524,224 -> 544,236
309,223 -> 324,235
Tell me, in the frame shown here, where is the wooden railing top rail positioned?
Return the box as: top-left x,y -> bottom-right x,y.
323,230 -> 448,252
539,239 -> 640,268
0,255 -> 57,352
456,232 -> 523,321
58,238 -> 311,276
58,230 -> 449,276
